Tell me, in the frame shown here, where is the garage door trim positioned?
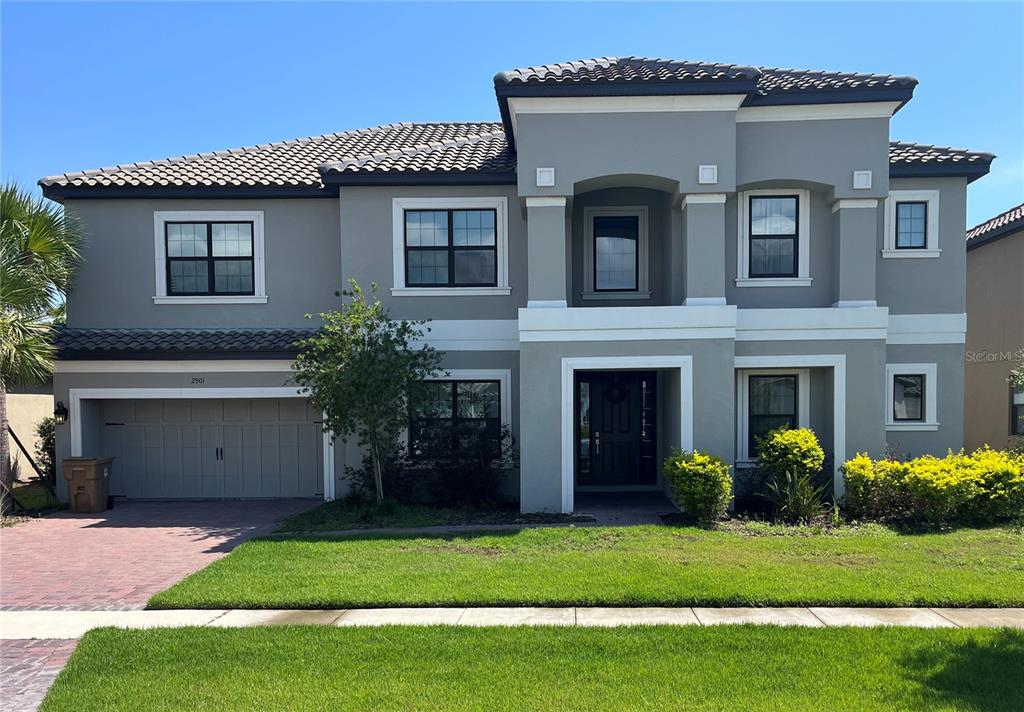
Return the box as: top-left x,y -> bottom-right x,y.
68,387 -> 335,500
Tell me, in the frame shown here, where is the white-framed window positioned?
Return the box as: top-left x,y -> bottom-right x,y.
153,211 -> 267,304
405,368 -> 513,455
883,190 -> 940,258
885,363 -> 938,430
736,189 -> 812,287
735,368 -> 810,462
391,197 -> 510,296
582,205 -> 650,300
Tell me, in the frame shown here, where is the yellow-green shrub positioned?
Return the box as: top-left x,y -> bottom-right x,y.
842,447 -> 1024,526
663,450 -> 733,524
756,427 -> 826,480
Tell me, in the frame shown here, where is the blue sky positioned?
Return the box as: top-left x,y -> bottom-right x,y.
3,1 -> 1021,225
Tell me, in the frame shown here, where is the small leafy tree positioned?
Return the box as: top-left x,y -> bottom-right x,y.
293,280 -> 442,503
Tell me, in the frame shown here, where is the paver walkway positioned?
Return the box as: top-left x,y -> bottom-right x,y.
0,500 -> 315,712
2,606 -> 1023,638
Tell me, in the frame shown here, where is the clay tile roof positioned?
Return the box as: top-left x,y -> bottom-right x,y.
494,56 -> 917,98
888,141 -> 995,182
966,202 -> 1024,249
54,328 -> 314,358
39,122 -> 512,192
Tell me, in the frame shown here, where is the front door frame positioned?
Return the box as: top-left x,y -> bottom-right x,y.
560,356 -> 693,513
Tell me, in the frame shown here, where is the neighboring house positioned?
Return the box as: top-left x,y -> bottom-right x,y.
6,382 -> 53,482
40,56 -> 994,512
964,203 -> 1024,450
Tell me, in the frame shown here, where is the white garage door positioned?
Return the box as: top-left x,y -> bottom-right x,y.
100,398 -> 323,499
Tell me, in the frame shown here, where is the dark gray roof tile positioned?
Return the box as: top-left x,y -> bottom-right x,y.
966,202 -> 1024,247
55,328 -> 313,358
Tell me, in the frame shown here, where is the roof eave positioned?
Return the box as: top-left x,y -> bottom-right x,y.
743,85 -> 917,113
889,161 -> 994,184
39,184 -> 336,202
966,221 -> 1024,251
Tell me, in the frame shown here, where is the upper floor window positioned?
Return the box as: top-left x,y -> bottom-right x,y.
391,197 -> 510,296
166,222 -> 254,296
883,190 -> 940,258
885,363 -> 938,430
404,209 -> 497,287
582,206 -> 650,300
736,189 -> 811,287
153,211 -> 267,304
749,196 -> 798,278
894,202 -> 927,249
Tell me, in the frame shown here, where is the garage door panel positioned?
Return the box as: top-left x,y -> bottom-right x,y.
97,397 -> 320,500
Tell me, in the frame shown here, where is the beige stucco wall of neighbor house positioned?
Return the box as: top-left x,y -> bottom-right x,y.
965,229 -> 1024,450
7,392 -> 53,480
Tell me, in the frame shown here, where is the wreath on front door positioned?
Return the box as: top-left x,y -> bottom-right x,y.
604,381 -> 629,405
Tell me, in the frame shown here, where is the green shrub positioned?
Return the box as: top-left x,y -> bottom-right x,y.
842,447 -> 1024,526
756,427 -> 825,480
34,417 -> 56,485
663,450 -> 732,524
761,469 -> 828,525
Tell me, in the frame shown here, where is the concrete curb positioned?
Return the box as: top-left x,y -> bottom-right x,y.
3,607 -> 1023,639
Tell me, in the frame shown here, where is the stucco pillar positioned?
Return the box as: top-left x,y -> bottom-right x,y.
681,194 -> 727,306
525,197 -> 568,308
832,199 -> 879,307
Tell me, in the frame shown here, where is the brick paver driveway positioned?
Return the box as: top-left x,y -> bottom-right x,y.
0,499 -> 315,712
1,500 -> 315,611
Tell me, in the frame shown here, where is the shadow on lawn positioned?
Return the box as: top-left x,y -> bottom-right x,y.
900,630 -> 1024,711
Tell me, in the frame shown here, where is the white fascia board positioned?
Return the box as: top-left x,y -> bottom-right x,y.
887,313 -> 967,344
736,101 -> 900,123
415,319 -> 520,351
509,94 -> 745,116
736,307 -> 889,341
519,305 -> 737,343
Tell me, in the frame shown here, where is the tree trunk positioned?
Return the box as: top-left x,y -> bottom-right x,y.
0,383 -> 12,516
369,439 -> 385,504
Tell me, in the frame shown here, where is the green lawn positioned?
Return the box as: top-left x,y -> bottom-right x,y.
276,499 -> 591,532
41,626 -> 1024,711
150,523 -> 1024,609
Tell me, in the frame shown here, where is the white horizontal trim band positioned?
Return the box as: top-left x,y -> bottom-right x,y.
736,101 -> 901,123
153,296 -> 269,305
509,95 -> 746,116
525,197 -> 567,208
681,193 -> 727,207
391,287 -> 512,297
832,199 -> 879,212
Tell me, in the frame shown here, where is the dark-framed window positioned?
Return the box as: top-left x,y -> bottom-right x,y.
165,221 -> 254,296
409,380 -> 501,457
748,374 -> 798,457
749,195 -> 798,278
1012,387 -> 1024,436
895,201 -> 927,249
404,209 -> 497,287
893,374 -> 925,422
593,215 -> 639,291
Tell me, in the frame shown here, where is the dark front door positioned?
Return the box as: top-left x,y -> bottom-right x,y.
575,371 -> 657,487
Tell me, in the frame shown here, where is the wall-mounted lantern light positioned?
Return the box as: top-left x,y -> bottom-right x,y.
54,401 -> 68,426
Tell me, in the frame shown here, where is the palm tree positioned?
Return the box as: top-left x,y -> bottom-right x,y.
1,183 -> 82,512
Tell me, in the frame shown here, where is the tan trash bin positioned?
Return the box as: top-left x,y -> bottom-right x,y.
62,457 -> 113,513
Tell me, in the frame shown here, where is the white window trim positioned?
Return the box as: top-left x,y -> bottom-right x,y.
391,197 -> 510,296
153,211 -> 267,304
735,368 -> 811,463
885,363 -> 939,430
403,369 -> 514,455
581,205 -> 650,300
883,190 -> 940,258
736,189 -> 812,286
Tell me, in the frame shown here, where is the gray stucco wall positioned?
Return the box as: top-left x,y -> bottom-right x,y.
884,343 -> 965,457
64,198 -> 341,328
515,111 -> 736,197
735,118 -> 890,199
877,177 -> 969,314
518,338 -> 735,512
338,185 -> 525,320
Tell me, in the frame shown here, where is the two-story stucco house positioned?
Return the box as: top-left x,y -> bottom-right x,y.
41,57 -> 994,512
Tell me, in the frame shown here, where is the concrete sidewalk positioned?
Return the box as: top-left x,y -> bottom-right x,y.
3,607 -> 1023,638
